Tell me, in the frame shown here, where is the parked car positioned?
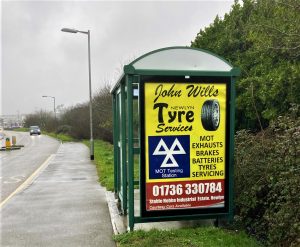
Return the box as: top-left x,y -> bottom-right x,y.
29,126 -> 41,135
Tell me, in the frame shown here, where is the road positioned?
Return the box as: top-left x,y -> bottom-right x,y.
1,139 -> 115,246
0,131 -> 60,203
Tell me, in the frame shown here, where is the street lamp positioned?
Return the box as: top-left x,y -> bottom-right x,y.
61,27 -> 94,160
42,95 -> 56,121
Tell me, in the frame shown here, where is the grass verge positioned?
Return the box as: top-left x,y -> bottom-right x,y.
11,127 -> 29,132
7,128 -> 75,143
45,132 -> 76,142
114,227 -> 261,247
83,139 -> 114,191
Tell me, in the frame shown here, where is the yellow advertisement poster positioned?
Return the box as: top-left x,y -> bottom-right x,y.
144,82 -> 227,211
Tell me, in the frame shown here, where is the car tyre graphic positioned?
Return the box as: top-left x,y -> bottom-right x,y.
201,100 -> 220,131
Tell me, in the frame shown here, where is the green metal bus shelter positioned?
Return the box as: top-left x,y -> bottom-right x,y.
111,46 -> 240,231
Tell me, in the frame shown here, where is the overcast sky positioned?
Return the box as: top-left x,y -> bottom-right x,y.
1,0 -> 234,116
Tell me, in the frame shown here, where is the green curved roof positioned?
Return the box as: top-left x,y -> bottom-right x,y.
111,47 -> 240,93
128,46 -> 233,72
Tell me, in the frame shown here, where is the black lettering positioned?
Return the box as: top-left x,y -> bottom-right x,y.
154,84 -> 182,103
168,111 -> 177,123
186,111 -> 194,122
186,85 -> 219,98
153,103 -> 168,123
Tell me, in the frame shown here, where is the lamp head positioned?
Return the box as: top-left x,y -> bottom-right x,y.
61,28 -> 78,33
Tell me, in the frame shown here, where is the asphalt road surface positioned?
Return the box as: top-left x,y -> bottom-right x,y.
0,131 -> 60,203
1,139 -> 115,246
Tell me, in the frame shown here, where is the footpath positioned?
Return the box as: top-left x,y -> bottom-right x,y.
1,143 -> 115,247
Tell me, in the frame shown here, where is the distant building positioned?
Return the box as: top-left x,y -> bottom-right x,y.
0,114 -> 25,128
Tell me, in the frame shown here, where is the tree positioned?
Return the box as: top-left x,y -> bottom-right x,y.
56,83 -> 114,142
191,0 -> 300,130
24,110 -> 56,132
92,83 -> 113,142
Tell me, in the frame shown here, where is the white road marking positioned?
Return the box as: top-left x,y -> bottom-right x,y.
0,154 -> 55,209
3,175 -> 26,184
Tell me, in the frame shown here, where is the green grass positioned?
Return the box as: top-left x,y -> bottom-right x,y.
83,139 -> 139,191
11,127 -> 29,132
11,129 -> 75,143
45,132 -> 76,142
83,139 -> 115,191
114,227 -> 261,247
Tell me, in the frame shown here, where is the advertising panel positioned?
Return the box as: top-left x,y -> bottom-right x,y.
142,81 -> 228,216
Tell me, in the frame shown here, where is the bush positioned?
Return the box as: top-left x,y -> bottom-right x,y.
56,125 -> 72,135
57,84 -> 113,142
24,110 -> 56,132
234,104 -> 300,246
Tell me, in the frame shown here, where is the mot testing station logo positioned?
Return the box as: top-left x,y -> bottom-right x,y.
148,135 -> 190,179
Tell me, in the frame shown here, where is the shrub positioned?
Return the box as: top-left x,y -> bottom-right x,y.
234,104 -> 300,246
55,125 -> 72,135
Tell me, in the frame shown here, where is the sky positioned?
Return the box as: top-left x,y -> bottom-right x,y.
1,0 -> 234,116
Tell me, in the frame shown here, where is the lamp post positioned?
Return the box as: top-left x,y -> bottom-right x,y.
42,95 -> 56,121
61,27 -> 94,160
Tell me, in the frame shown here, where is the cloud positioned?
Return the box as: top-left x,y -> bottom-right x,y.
1,0 -> 233,115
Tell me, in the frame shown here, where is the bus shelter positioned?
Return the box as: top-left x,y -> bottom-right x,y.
110,47 -> 240,231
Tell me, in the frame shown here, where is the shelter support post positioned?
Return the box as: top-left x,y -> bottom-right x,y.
113,94 -> 118,194
126,75 -> 135,231
228,76 -> 236,222
121,82 -> 127,215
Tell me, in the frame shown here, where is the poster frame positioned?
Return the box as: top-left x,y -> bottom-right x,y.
139,75 -> 232,218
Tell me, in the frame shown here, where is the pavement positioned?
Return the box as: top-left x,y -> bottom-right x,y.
1,141 -> 213,247
106,191 -> 213,235
1,142 -> 116,247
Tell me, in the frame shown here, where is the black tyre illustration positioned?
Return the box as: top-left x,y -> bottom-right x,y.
201,99 -> 220,131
